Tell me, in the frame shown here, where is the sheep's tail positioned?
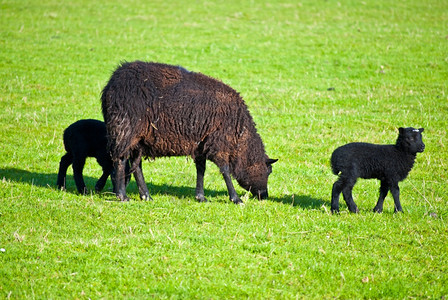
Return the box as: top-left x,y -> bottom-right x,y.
330,153 -> 340,175
331,165 -> 340,175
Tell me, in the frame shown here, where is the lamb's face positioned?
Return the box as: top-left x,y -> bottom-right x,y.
237,157 -> 278,200
399,127 -> 425,153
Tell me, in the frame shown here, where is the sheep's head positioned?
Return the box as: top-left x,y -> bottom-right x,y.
397,127 -> 425,153
236,157 -> 278,199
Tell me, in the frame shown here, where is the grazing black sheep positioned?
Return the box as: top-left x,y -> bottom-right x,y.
330,127 -> 425,213
101,61 -> 277,203
57,119 -> 131,194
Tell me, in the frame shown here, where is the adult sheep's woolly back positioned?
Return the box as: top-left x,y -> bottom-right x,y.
101,61 -> 277,203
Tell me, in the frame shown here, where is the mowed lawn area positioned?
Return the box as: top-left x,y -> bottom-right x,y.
1,0 -> 447,298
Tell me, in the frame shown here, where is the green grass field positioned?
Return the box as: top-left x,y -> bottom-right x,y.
1,0 -> 447,298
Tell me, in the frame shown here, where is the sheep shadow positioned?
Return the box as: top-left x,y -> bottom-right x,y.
0,167 -> 230,200
269,194 -> 326,210
0,167 -> 327,209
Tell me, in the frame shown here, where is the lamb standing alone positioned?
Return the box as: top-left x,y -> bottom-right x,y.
330,127 -> 425,213
101,61 -> 277,203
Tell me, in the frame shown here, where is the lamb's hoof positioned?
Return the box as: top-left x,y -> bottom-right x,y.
195,195 -> 208,203
394,209 -> 403,213
373,207 -> 383,213
331,209 -> 340,214
349,207 -> 359,214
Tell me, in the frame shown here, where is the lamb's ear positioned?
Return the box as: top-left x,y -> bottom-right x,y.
266,158 -> 278,165
398,127 -> 405,134
419,128 -> 424,133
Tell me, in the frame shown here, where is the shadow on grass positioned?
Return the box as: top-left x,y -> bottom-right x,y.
0,167 -> 327,209
269,194 -> 326,210
0,167 -> 229,200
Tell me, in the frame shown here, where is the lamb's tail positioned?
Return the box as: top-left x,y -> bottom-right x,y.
331,164 -> 340,175
330,153 -> 340,175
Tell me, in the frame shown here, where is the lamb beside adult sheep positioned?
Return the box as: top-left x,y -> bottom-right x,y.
57,119 -> 130,194
330,127 -> 425,213
101,61 -> 277,203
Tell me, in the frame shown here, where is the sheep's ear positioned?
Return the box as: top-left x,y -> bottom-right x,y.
266,158 -> 278,165
398,127 -> 405,134
419,128 -> 424,133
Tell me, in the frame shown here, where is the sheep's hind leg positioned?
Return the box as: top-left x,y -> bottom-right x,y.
131,155 -> 152,201
57,153 -> 72,190
72,155 -> 88,194
331,178 -> 344,213
194,156 -> 208,202
373,180 -> 389,213
342,178 -> 359,213
389,183 -> 403,213
114,158 -> 130,201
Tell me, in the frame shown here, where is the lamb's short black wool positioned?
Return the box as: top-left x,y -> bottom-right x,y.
57,119 -> 130,194
330,127 -> 425,213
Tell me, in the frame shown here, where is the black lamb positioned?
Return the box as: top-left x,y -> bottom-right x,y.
330,127 -> 425,213
101,61 -> 277,203
57,119 -> 131,194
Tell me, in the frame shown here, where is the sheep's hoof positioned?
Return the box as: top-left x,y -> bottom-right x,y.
373,207 -> 383,213
232,198 -> 244,205
141,194 -> 153,201
349,207 -> 359,214
117,194 -> 130,202
331,209 -> 340,214
195,195 -> 208,202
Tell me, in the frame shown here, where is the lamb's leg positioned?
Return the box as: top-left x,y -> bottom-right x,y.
72,155 -> 87,194
57,153 -> 72,190
342,177 -> 359,213
95,167 -> 112,192
373,180 -> 389,213
389,183 -> 402,213
331,177 -> 344,213
114,157 -> 130,201
132,157 -> 151,201
220,165 -> 243,204
194,156 -> 207,202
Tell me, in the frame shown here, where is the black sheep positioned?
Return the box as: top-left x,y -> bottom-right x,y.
330,127 -> 425,213
57,119 -> 131,194
101,61 -> 277,203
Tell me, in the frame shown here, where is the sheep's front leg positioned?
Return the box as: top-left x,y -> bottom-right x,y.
194,156 -> 207,202
373,180 -> 389,213
95,167 -> 112,192
114,158 -> 130,201
389,183 -> 403,213
220,165 -> 243,204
